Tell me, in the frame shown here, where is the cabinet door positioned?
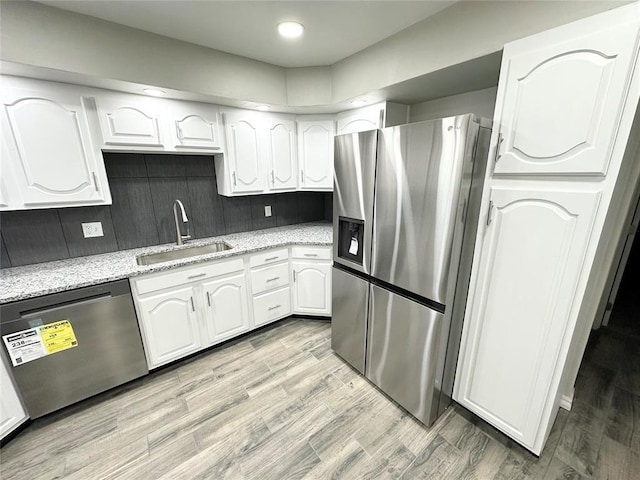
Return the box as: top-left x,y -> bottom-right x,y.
336,105 -> 382,135
493,15 -> 639,176
169,101 -> 222,151
0,360 -> 28,440
95,94 -> 165,148
454,186 -> 600,453
202,273 -> 250,345
0,84 -> 105,207
137,287 -> 201,368
292,261 -> 332,315
223,112 -> 266,193
267,118 -> 297,191
297,120 -> 334,190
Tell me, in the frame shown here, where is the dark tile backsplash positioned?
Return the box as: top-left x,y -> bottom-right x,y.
1,154 -> 332,268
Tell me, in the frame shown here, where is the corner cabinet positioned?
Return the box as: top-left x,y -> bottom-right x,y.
0,77 -> 111,210
297,118 -> 334,191
454,4 -> 640,455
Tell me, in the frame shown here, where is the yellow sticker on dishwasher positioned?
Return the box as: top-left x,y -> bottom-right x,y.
2,320 -> 78,367
39,320 -> 78,354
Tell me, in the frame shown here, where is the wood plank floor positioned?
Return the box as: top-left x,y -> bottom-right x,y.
1,317 -> 638,479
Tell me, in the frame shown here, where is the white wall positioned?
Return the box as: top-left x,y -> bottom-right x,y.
331,1 -> 630,102
0,1 -> 288,105
409,87 -> 498,123
286,67 -> 332,107
0,1 -> 631,108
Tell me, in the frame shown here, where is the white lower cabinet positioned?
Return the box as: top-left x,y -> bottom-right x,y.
249,251 -> 292,326
1,359 -> 28,440
136,286 -> 202,368
291,246 -> 332,316
133,246 -> 331,369
454,186 -> 600,452
202,273 -> 251,345
254,287 -> 292,327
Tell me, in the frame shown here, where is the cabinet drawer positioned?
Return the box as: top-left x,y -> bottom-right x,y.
291,246 -> 331,260
249,248 -> 289,268
253,287 -> 291,327
251,263 -> 290,295
134,258 -> 244,295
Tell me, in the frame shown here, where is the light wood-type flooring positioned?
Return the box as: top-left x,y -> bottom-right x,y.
1,316 -> 638,479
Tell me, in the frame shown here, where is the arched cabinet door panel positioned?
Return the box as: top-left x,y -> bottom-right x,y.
0,84 -> 105,207
268,119 -> 297,191
292,261 -> 332,315
169,101 -> 222,151
297,120 -> 334,191
223,112 -> 265,193
493,20 -> 639,175
137,287 -> 201,368
454,186 -> 600,452
93,93 -> 165,147
202,274 -> 250,345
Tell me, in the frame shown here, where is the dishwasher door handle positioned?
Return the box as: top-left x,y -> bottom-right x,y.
19,293 -> 114,319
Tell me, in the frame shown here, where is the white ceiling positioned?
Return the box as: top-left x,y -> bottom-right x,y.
37,1 -> 456,68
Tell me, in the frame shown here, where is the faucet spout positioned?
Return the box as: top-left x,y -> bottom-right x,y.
173,199 -> 191,246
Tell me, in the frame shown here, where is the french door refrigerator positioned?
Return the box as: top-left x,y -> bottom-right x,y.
332,114 -> 491,426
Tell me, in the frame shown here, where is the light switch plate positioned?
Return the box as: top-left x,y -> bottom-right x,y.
82,222 -> 104,238
264,205 -> 272,217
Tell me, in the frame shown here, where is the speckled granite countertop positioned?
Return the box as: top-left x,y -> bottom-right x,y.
0,222 -> 333,304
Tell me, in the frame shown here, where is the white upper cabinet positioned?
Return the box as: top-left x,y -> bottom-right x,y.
492,16 -> 640,176
92,93 -> 166,148
266,117 -> 298,191
167,100 -> 223,151
335,102 -> 409,135
455,186 -> 600,451
216,109 -> 298,196
297,118 -> 334,191
0,77 -> 110,210
202,273 -> 251,345
221,111 -> 266,194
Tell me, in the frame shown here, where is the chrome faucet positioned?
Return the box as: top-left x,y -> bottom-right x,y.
173,199 -> 191,246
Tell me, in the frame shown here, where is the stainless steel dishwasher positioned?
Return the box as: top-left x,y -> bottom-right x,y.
0,279 -> 148,418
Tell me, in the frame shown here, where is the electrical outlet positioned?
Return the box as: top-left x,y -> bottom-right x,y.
82,222 -> 104,238
264,205 -> 272,217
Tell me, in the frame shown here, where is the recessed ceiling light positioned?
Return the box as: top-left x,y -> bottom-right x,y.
278,21 -> 304,39
256,105 -> 271,111
350,99 -> 368,107
143,88 -> 165,97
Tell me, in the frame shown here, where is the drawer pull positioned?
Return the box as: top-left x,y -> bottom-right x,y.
264,256 -> 279,262
206,291 -> 211,307
303,253 -> 318,257
266,276 -> 280,282
188,273 -> 207,280
268,304 -> 282,311
190,297 -> 195,311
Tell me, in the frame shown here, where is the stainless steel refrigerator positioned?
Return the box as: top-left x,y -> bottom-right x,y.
331,114 -> 491,426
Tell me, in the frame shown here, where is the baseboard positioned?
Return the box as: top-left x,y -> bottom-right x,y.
559,389 -> 574,411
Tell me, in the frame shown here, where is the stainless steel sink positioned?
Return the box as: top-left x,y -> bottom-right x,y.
136,242 -> 232,266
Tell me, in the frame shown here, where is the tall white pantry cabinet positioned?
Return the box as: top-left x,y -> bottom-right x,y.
454,4 -> 640,455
